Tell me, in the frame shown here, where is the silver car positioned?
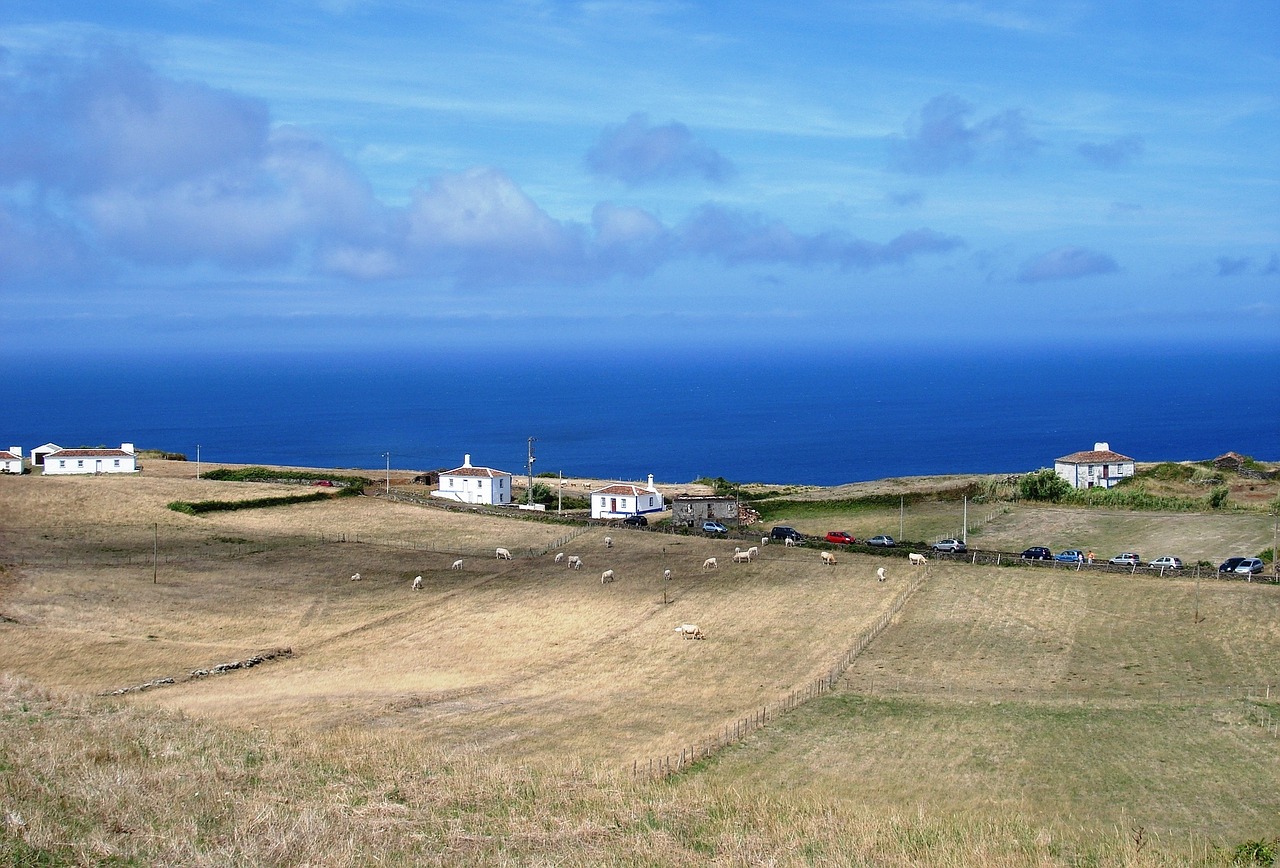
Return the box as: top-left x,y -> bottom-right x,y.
1235,558 -> 1265,575
1148,556 -> 1182,570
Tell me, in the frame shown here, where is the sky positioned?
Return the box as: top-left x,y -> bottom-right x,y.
1,1 -> 1277,355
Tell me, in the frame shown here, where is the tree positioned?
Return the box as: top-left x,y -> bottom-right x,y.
1018,468 -> 1071,502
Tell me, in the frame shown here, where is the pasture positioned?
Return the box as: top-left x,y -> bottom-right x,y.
3,460 -> 1279,864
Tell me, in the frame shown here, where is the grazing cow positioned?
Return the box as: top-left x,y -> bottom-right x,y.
784,537 -> 798,547
732,550 -> 752,563
554,552 -> 565,564
675,624 -> 705,640
350,572 -> 361,582
412,575 -> 423,590
663,569 -> 672,581
567,555 -> 583,569
761,537 -> 769,547
495,547 -> 512,560
748,546 -> 759,558
600,569 -> 615,584
876,567 -> 887,582
451,559 -> 464,570
909,553 -> 927,567
702,557 -> 718,570
604,536 -> 613,548
821,551 -> 836,565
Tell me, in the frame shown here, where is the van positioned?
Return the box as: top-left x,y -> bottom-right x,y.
770,526 -> 803,542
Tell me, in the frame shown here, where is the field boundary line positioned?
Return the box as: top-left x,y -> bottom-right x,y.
634,565 -> 931,779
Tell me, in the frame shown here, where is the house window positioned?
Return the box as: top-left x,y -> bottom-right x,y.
77,460 -> 84,468
114,459 -> 120,467
59,460 -> 66,468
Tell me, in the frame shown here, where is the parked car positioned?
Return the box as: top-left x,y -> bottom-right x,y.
1108,552 -> 1141,566
866,535 -> 896,547
701,520 -> 728,534
932,538 -> 967,553
825,531 -> 855,545
622,514 -> 648,527
1235,558 -> 1265,575
1218,557 -> 1247,574
1021,546 -> 1053,560
770,526 -> 804,542
1055,549 -> 1085,563
1148,556 -> 1182,570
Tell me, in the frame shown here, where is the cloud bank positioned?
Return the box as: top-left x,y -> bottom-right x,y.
0,49 -> 962,290
889,94 -> 1042,174
585,112 -> 735,185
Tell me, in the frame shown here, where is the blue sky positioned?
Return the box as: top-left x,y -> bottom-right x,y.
1,1 -> 1276,354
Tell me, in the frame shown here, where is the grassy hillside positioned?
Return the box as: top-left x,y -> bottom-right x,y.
2,460 -> 1278,864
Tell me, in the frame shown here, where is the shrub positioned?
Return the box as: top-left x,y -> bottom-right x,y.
1018,469 -> 1071,502
1207,486 -> 1230,510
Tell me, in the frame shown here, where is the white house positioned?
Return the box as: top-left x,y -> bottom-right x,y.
432,454 -> 513,505
41,443 -> 138,475
1054,442 -> 1135,489
0,446 -> 23,474
591,475 -> 665,519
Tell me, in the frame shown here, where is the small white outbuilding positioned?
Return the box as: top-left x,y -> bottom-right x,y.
432,454 -> 513,505
0,446 -> 24,474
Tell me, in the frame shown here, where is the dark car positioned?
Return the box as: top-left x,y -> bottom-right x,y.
771,526 -> 804,542
1218,557 -> 1247,574
932,538 -> 967,553
825,531 -> 855,545
1021,546 -> 1053,560
702,520 -> 728,534
866,535 -> 896,547
622,514 -> 648,527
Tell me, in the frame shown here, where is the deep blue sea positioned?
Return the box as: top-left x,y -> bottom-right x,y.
5,348 -> 1276,485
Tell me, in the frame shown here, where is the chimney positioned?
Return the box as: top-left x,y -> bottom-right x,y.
1094,442 -> 1109,452
121,443 -> 135,454
648,474 -> 655,489
463,453 -> 472,467
9,446 -> 20,457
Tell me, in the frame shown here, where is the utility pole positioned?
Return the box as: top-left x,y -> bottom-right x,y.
383,452 -> 390,494
196,444 -> 201,479
899,495 -> 904,540
962,495 -> 968,544
526,437 -> 536,505
152,522 -> 158,584
558,470 -> 563,515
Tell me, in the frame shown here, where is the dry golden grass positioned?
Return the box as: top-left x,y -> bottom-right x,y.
3,461 -> 1277,864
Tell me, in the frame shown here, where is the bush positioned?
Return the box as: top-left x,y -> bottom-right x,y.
1207,486 -> 1230,509
1018,469 -> 1071,502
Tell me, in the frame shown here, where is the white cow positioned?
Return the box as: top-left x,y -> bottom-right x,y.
909,553 -> 928,567
604,536 -> 613,548
675,623 -> 705,640
600,569 -> 615,584
663,569 -> 672,580
567,555 -> 583,569
748,546 -> 759,558
350,572 -> 361,582
554,552 -> 565,564
732,550 -> 752,563
451,559 -> 464,570
495,548 -> 512,560
412,575 -> 423,590
702,557 -> 718,570
821,551 -> 836,565
784,537 -> 798,547
876,567 -> 887,582
761,537 -> 769,547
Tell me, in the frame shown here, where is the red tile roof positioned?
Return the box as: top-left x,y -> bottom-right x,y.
441,464 -> 509,478
0,451 -> 21,461
593,483 -> 657,496
50,448 -> 133,458
1055,449 -> 1134,464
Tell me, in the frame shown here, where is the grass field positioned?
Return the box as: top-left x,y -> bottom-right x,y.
2,460 -> 1279,864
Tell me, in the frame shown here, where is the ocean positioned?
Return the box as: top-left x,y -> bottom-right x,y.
5,347 -> 1276,485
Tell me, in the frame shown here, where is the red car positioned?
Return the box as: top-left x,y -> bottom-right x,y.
825,531 -> 855,545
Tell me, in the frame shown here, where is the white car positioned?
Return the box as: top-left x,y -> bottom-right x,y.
1148,556 -> 1182,570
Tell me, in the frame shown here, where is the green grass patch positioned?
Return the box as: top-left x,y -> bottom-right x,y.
168,490 -> 349,515
200,466 -> 370,488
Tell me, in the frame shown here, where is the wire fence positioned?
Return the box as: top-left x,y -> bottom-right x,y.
632,565 -> 931,779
